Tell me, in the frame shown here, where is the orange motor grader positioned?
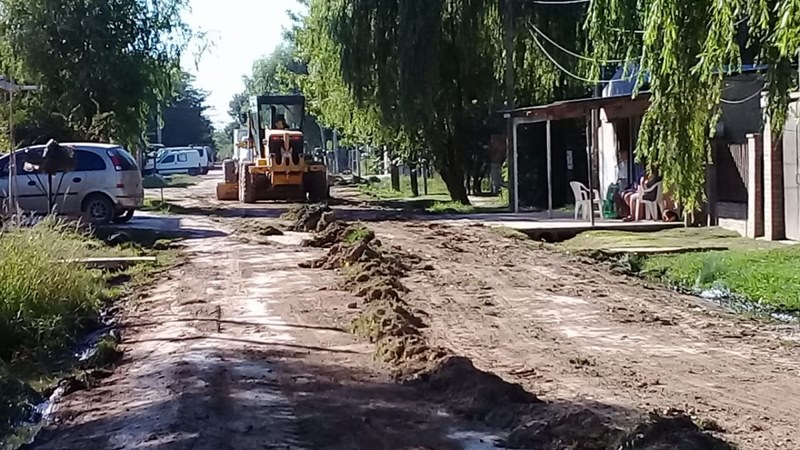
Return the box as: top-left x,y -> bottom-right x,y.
216,95 -> 328,203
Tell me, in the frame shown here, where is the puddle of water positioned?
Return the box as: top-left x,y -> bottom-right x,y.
693,285 -> 800,323
448,430 -> 506,450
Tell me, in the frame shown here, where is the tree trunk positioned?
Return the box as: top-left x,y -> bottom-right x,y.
390,163 -> 401,191
409,161 -> 419,197
440,164 -> 469,204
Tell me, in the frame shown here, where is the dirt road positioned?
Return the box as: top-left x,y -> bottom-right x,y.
31,174 -> 800,450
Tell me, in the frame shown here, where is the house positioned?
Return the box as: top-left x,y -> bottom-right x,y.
596,66 -> 768,237
504,65 -> 800,241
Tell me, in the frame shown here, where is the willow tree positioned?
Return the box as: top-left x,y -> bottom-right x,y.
587,0 -> 800,212
297,0 -> 595,204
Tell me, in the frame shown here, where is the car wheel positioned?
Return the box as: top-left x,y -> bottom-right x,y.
84,195 -> 115,225
201,168 -> 210,175
112,209 -> 134,224
188,168 -> 201,176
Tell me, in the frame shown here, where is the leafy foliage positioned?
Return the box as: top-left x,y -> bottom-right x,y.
159,73 -> 214,147
0,0 -> 192,148
587,0 -> 800,212
292,0 -> 592,203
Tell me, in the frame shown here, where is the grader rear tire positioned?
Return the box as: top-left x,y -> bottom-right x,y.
222,159 -> 237,183
239,163 -> 257,204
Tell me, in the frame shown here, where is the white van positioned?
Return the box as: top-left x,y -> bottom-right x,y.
144,149 -> 204,176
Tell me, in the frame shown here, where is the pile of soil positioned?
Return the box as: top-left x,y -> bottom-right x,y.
611,412 -> 733,450
301,221 -> 734,450
284,204 -> 332,232
300,220 -> 354,248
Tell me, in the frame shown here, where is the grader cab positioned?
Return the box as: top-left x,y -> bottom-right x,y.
216,95 -> 329,203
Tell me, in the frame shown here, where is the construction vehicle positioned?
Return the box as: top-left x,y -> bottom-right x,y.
216,95 -> 328,203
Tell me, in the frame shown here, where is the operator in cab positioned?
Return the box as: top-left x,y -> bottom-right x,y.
275,114 -> 289,130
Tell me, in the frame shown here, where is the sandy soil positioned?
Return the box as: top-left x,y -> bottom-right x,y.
366,221 -> 800,450
29,173 -> 800,450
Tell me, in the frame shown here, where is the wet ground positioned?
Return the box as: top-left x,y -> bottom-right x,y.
28,173 -> 800,450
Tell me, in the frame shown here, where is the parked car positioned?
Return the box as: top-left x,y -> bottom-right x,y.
143,148 -> 204,176
0,143 -> 144,224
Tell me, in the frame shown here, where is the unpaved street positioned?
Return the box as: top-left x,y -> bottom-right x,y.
31,174 -> 800,450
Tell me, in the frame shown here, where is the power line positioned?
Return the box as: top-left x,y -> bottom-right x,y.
720,88 -> 763,104
529,30 -> 611,84
528,21 -> 627,64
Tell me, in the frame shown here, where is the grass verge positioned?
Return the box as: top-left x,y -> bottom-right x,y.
359,175 -> 449,200
643,247 -> 800,311
562,227 -> 800,312
142,174 -> 199,189
0,218 -> 176,443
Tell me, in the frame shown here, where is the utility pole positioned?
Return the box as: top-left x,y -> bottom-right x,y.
7,77 -> 15,217
504,0 -> 517,213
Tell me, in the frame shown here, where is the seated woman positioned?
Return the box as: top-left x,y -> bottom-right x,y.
622,169 -> 663,222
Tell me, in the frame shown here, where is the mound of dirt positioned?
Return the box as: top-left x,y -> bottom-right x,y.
302,233 -> 382,270
612,412 -> 733,450
301,221 -> 368,249
236,221 -> 284,237
504,409 -> 732,450
284,204 -> 332,232
417,356 -> 542,428
506,409 -> 615,449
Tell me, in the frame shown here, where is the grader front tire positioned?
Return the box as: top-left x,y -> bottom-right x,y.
239,163 -> 257,204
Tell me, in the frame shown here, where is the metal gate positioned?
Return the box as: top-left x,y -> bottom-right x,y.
784,99 -> 800,241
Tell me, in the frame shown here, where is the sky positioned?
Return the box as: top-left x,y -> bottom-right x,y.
180,0 -> 302,128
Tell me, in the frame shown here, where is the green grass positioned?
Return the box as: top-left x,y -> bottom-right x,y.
359,175 -> 449,200
561,227 -> 783,253
343,225 -> 373,244
425,201 -> 477,214
142,174 -> 199,189
643,247 -> 800,311
0,219 -> 174,445
0,220 -> 117,360
562,227 -> 800,312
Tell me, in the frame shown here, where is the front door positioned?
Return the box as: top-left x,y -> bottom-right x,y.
784,100 -> 800,241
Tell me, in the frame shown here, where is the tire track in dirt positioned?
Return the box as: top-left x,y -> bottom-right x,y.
31,216 -> 319,450
375,221 -> 800,450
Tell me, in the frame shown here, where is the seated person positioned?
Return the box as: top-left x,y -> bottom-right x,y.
622,168 -> 663,221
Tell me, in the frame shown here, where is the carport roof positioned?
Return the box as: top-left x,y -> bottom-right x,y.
502,92 -> 651,121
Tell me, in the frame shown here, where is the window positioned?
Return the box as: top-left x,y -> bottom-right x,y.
111,148 -> 138,171
177,153 -> 188,163
75,150 -> 107,171
195,148 -> 205,157
161,154 -> 175,164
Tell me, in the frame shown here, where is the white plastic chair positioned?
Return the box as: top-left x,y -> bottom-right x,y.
569,181 -> 602,221
635,181 -> 664,221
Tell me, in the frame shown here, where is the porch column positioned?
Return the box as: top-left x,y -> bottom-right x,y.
512,117 -> 520,213
746,133 -> 764,238
763,122 -> 786,240
546,119 -> 553,218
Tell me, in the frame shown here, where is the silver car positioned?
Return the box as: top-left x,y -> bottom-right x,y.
0,143 -> 144,224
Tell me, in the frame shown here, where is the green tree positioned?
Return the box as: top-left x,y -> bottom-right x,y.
160,73 -> 214,147
294,0 -> 591,204
0,0 -> 191,149
588,0 -> 800,212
